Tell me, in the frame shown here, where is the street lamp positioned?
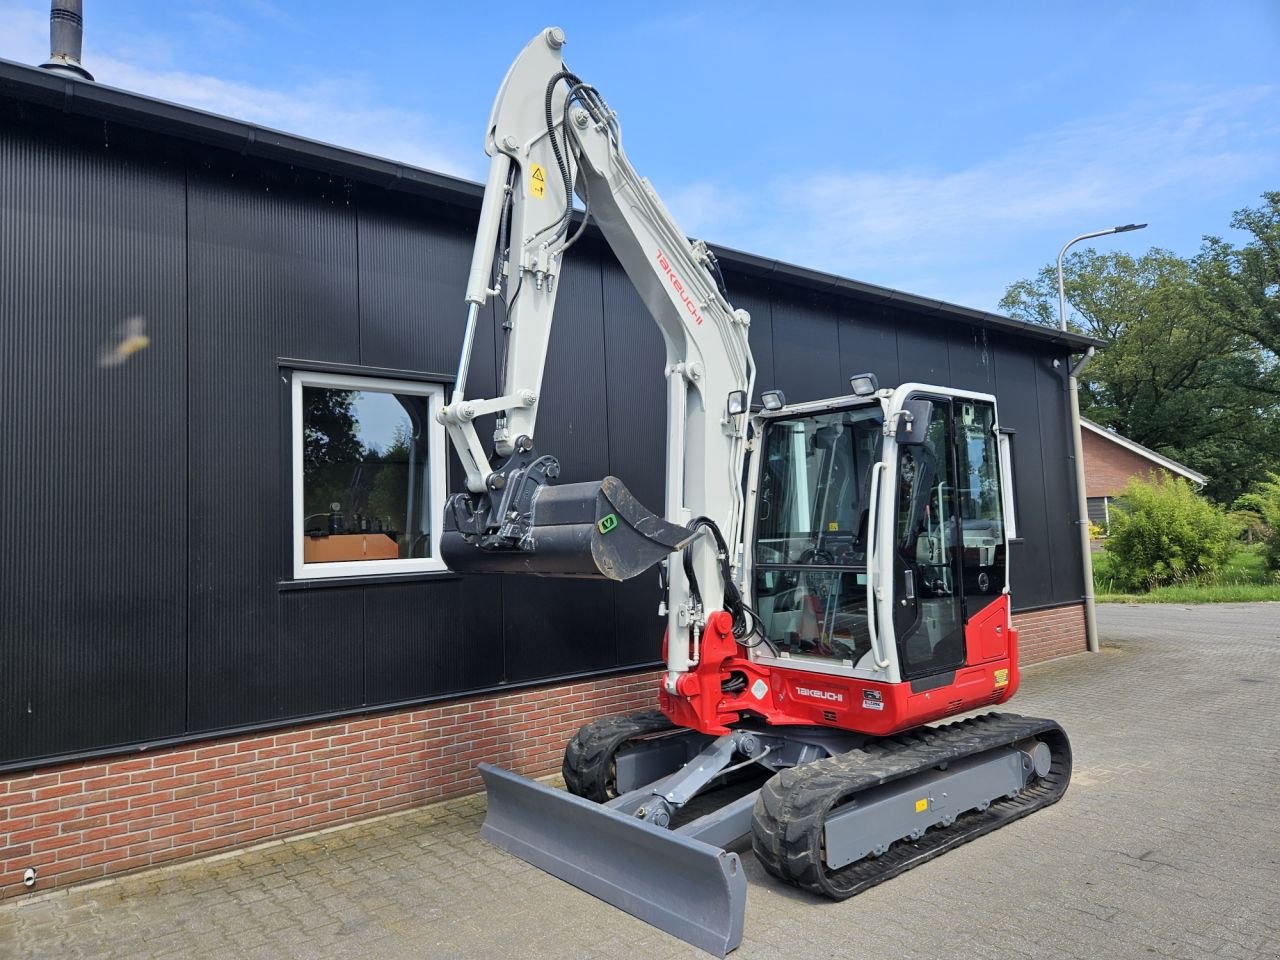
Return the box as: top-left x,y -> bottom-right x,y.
1057,224 -> 1146,332
1056,222 -> 1147,655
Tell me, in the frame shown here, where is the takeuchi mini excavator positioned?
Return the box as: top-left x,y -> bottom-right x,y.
437,27 -> 1072,957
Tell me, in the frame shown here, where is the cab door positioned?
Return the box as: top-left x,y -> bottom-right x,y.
891,396 -> 966,679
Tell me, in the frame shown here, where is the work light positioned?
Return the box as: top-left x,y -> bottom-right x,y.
849,373 -> 879,396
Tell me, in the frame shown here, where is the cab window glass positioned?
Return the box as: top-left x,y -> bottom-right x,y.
753,406 -> 883,666
956,401 -> 1006,616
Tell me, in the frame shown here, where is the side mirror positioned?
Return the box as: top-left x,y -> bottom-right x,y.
895,398 -> 934,445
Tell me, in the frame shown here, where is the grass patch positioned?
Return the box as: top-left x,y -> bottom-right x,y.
1097,583 -> 1280,603
1221,542 -> 1269,581
1094,542 -> 1280,602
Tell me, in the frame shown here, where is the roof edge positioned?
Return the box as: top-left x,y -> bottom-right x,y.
1081,419 -> 1208,485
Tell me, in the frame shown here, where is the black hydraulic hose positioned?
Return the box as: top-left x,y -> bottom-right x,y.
678,518 -> 774,656
688,518 -> 750,640
705,248 -> 729,298
544,69 -> 582,244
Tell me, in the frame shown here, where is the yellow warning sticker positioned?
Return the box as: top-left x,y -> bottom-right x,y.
914,798 -> 928,813
994,668 -> 1010,688
828,521 -> 839,531
530,163 -> 546,199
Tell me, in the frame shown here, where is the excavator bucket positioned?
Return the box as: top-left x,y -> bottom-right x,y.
479,764 -> 747,957
441,475 -> 695,580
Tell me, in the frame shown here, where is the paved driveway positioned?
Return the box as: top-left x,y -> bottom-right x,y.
3,604 -> 1278,959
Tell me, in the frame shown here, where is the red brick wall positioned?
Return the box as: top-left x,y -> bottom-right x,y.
0,672 -> 659,902
1015,603 -> 1087,665
1082,429 -> 1179,498
1,604 -> 1086,902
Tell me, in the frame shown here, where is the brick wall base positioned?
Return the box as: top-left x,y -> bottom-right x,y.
1015,603 -> 1087,664
1,603 -> 1087,902
0,672 -> 659,902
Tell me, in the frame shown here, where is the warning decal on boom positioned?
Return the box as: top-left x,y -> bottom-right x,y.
530,163 -> 546,198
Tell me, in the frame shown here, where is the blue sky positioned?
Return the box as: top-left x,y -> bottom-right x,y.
3,1 -> 1277,313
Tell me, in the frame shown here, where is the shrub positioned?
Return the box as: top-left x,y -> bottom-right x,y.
1105,477 -> 1237,590
1234,474 -> 1280,568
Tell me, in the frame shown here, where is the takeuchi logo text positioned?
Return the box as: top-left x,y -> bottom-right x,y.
795,686 -> 844,703
655,249 -> 705,326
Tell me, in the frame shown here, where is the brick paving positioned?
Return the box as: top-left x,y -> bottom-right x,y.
2,603 -> 1278,960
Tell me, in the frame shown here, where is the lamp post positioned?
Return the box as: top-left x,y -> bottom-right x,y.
1057,224 -> 1146,335
1057,223 -> 1147,654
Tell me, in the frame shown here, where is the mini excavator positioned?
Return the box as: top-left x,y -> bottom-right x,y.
437,27 -> 1071,957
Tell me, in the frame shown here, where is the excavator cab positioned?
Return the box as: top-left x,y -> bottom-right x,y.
742,385 -> 1015,696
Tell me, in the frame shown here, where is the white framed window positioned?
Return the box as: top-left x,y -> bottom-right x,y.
291,370 -> 447,579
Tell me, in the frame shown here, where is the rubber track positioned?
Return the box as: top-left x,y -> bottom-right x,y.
562,710 -> 676,802
751,712 -> 1072,900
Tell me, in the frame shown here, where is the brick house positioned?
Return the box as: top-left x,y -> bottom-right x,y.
1081,419 -> 1207,532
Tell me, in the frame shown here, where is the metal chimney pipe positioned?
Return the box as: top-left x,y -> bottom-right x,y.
40,0 -> 94,81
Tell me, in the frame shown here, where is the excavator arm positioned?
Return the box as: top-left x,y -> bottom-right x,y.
438,27 -> 756,686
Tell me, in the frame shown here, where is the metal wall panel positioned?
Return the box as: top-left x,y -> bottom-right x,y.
0,130 -> 188,764
527,250 -> 613,483
364,578 -> 504,702
838,306 -> 900,389
769,298 -> 845,402
600,261 -> 668,668
1035,355 -> 1084,601
276,589 -> 365,716
991,342 -> 1057,607
895,317 -> 951,386
947,322 -> 1000,394
186,173 -> 360,731
501,577 -> 619,682
357,201 -> 477,375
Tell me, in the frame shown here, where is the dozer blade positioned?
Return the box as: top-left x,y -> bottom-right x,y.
479,763 -> 747,957
442,475 -> 695,580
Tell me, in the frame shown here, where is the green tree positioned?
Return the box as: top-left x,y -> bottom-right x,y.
1198,191 -> 1280,379
302,389 -> 366,529
304,389 -> 365,470
1234,471 -> 1280,570
365,423 -> 413,539
1001,246 -> 1277,502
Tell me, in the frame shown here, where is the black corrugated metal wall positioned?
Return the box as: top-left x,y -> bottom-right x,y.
0,99 -> 1080,770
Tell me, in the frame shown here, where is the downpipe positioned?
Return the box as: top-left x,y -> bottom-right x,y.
1069,347 -> 1099,654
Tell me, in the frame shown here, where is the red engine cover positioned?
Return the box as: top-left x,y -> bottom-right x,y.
658,596 -> 1019,737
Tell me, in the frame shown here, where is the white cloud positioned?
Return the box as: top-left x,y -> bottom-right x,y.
92,56 -> 477,176
653,180 -> 748,240
0,1 -> 477,178
0,1 -> 47,64
662,86 -> 1279,306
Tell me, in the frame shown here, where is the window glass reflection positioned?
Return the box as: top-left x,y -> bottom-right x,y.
302,387 -> 432,563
